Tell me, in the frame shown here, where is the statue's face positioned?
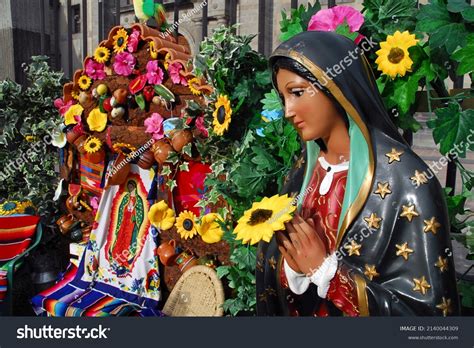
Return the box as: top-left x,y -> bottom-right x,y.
127,182 -> 135,192
276,68 -> 343,142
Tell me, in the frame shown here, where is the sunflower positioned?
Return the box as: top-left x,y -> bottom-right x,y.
234,194 -> 296,245
78,75 -> 92,90
149,41 -> 158,60
212,94 -> 232,136
94,46 -> 111,64
0,201 -> 20,216
175,210 -> 198,240
24,135 -> 38,142
375,30 -> 419,79
187,77 -> 202,96
148,200 -> 176,230
198,213 -> 224,244
87,108 -> 108,132
84,137 -> 102,154
112,142 -> 137,156
113,28 -> 129,53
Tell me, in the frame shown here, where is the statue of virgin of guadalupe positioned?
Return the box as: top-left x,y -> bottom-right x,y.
256,31 -> 460,316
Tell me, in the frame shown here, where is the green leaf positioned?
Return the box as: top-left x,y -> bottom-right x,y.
334,21 -> 359,41
462,7 -> 474,22
452,34 -> 474,75
135,94 -> 145,110
166,179 -> 177,191
182,143 -> 193,157
161,165 -> 172,176
179,161 -> 189,172
261,89 -> 282,111
280,21 -> 303,42
427,102 -> 474,157
447,0 -> 470,13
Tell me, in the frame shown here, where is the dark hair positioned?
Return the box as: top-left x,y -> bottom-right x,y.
271,57 -> 349,151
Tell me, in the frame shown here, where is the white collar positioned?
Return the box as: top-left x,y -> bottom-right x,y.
318,156 -> 349,172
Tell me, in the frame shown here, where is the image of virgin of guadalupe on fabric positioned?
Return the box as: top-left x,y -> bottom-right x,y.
32,165 -> 163,316
256,31 -> 460,316
106,178 -> 148,277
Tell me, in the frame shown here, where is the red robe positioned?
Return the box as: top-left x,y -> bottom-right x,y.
280,160 -> 359,316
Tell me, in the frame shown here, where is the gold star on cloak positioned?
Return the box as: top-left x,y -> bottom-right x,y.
295,156 -> 305,169
364,212 -> 382,229
400,204 -> 419,222
268,256 -> 277,270
435,256 -> 449,273
364,264 -> 380,281
413,276 -> 431,295
396,242 -> 414,260
423,217 -> 441,235
385,148 -> 403,164
410,170 -> 428,187
374,182 -> 392,199
344,240 -> 362,256
436,297 -> 452,317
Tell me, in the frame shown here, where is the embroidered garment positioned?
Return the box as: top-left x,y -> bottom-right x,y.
32,165 -> 163,316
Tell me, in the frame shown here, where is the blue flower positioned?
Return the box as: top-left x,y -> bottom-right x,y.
256,128 -> 265,137
261,109 -> 283,122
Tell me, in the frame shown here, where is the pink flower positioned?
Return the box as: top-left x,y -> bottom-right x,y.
72,116 -> 84,134
195,116 -> 208,138
85,59 -> 106,80
127,29 -> 140,53
146,60 -> 164,85
144,112 -> 165,140
308,5 -> 365,43
168,61 -> 188,86
113,52 -> 136,76
54,98 -> 74,115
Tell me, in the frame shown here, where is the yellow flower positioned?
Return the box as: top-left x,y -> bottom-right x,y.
148,200 -> 176,230
113,28 -> 129,53
149,41 -> 158,59
187,77 -> 202,96
64,104 -> 84,125
94,46 -> 111,63
87,108 -> 108,132
234,194 -> 296,245
163,52 -> 171,70
24,135 -> 38,142
212,94 -> 232,136
175,210 -> 198,240
198,213 -> 224,244
78,75 -> 92,90
375,30 -> 419,79
84,137 -> 102,154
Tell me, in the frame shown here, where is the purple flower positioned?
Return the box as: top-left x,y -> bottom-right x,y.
113,52 -> 136,76
168,61 -> 188,86
146,60 -> 164,85
127,29 -> 140,53
85,59 -> 106,80
144,112 -> 165,140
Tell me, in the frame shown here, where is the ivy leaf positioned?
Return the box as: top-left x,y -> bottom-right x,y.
161,165 -> 172,176
427,102 -> 474,157
182,143 -> 193,157
452,34 -> 474,75
135,94 -> 145,110
179,161 -> 189,172
255,71 -> 271,87
166,179 -> 177,191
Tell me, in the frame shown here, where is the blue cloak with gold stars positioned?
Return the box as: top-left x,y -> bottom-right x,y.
257,31 -> 460,316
